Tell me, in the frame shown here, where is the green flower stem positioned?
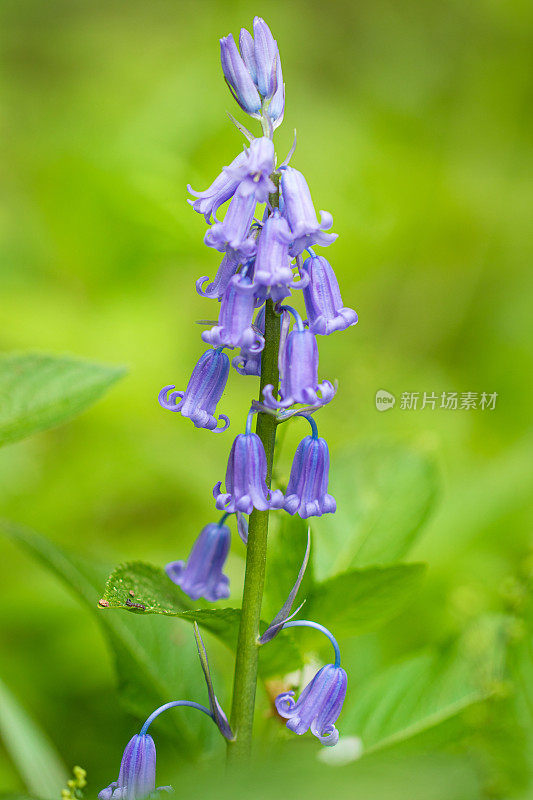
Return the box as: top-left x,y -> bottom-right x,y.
227,298 -> 281,762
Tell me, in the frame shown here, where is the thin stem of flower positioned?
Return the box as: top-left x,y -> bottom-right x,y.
245,408 -> 256,435
281,620 -> 341,668
227,297 -> 281,763
139,701 -> 213,736
218,512 -> 231,526
277,304 -> 304,331
300,414 -> 319,439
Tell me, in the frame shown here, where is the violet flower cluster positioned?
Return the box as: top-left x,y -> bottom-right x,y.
103,19 -> 357,796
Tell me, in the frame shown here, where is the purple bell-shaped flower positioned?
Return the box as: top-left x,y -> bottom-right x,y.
187,150 -> 247,224
158,348 -> 230,432
233,305 -> 265,376
196,251 -> 240,300
224,137 -> 276,204
262,308 -> 335,409
283,417 -> 336,518
213,412 -> 284,514
165,518 -> 231,602
204,183 -> 257,259
281,168 -> 337,257
98,734 -> 170,800
202,275 -> 264,352
302,253 -> 358,335
252,210 -> 308,300
275,663 -> 347,747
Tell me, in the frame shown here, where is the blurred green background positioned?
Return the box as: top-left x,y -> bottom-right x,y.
1,0 -> 532,797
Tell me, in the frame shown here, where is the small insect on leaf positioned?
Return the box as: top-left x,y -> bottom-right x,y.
125,599 -> 146,611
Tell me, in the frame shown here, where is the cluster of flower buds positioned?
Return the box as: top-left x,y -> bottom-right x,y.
99,20 -> 358,793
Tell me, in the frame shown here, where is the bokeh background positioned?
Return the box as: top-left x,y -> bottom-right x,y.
1,0 -> 532,797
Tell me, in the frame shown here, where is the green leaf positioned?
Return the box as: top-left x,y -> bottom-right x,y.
0,522 -> 206,755
305,563 -> 426,638
0,675 -> 68,799
101,561 -> 302,678
342,614 -> 510,754
315,443 -> 439,574
0,352 -> 126,447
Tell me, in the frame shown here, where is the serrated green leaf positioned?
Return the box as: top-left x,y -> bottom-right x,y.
0,675 -> 68,799
101,561 -> 302,678
305,563 -> 426,637
315,443 -> 439,574
0,353 -> 126,447
342,614 -> 510,754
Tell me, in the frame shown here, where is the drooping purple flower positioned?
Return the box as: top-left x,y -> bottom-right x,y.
275,664 -> 347,747
202,275 -> 263,351
302,254 -> 358,335
220,34 -> 262,116
252,210 -> 301,296
233,305 -> 265,376
187,150 -> 247,224
98,734 -> 170,800
196,251 -> 240,300
213,414 -> 284,514
204,183 -> 257,258
263,323 -> 335,409
165,519 -> 230,602
284,427 -> 336,518
223,137 -> 275,204
281,168 -> 337,257
158,348 -> 230,432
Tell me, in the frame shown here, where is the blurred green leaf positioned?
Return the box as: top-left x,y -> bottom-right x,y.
0,674 -> 68,800
0,353 -> 126,448
102,561 -> 302,678
305,563 -> 426,637
0,522 -> 203,754
342,615 -> 510,754
315,444 -> 439,574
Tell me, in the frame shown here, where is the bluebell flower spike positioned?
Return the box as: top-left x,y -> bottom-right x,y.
165,517 -> 231,602
157,348 -> 230,432
213,410 -> 284,513
259,528 -> 311,643
193,623 -> 234,740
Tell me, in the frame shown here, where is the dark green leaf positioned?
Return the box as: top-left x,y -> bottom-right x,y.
0,353 -> 126,447
305,563 -> 426,637
0,675 -> 68,799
